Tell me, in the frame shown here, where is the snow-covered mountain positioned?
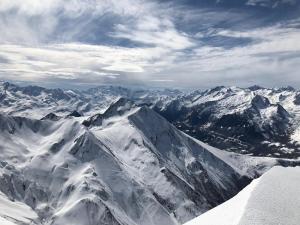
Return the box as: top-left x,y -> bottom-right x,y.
184,166 -> 300,225
0,97 -> 298,225
0,81 -> 179,118
1,82 -> 300,159
0,190 -> 39,225
155,86 -> 300,158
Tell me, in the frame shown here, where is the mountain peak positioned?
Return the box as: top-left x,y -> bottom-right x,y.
207,86 -> 227,94
68,111 -> 82,117
251,95 -> 271,109
276,104 -> 290,119
248,85 -> 266,91
83,97 -> 136,127
277,86 -> 295,92
102,97 -> 135,117
41,113 -> 61,121
294,93 -> 300,105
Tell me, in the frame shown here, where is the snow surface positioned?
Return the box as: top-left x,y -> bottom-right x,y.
0,191 -> 38,225
184,166 -> 300,225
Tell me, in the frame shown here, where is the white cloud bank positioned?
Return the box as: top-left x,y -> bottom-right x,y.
0,0 -> 300,88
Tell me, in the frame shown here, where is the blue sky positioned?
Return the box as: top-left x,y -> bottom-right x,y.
0,0 -> 299,89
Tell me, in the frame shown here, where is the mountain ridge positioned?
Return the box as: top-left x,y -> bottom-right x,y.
0,100 -> 299,225
1,81 -> 300,159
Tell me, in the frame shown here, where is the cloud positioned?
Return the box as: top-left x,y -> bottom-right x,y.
246,0 -> 297,7
0,43 -> 146,79
148,19 -> 300,88
0,0 -> 299,88
151,79 -> 174,82
112,16 -> 194,50
0,0 -> 137,44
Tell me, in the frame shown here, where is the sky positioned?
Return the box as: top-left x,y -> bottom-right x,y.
0,0 -> 300,89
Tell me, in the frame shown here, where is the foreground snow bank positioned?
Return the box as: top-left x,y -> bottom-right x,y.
184,166 -> 300,225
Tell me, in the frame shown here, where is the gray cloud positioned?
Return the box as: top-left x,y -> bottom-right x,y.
0,0 -> 299,88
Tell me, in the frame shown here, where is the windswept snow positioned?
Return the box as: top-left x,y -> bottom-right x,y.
184,166 -> 300,225
0,191 -> 39,225
184,178 -> 260,225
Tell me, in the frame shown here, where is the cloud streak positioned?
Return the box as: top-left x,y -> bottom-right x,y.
0,0 -> 299,88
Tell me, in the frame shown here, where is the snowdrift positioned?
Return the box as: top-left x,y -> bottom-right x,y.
184,166 -> 300,225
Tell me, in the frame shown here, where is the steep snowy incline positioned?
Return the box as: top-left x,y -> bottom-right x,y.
88,106 -> 249,223
155,86 -> 300,158
0,190 -> 39,225
184,166 -> 300,225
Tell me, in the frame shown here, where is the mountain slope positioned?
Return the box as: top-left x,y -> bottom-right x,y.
184,166 -> 300,225
0,190 -> 39,225
2,81 -> 300,158
155,86 -> 300,158
0,100 -> 298,225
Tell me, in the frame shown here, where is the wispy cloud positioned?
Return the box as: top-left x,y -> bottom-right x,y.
0,0 -> 299,88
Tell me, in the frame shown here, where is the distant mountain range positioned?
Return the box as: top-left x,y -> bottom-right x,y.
1,81 -> 300,158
